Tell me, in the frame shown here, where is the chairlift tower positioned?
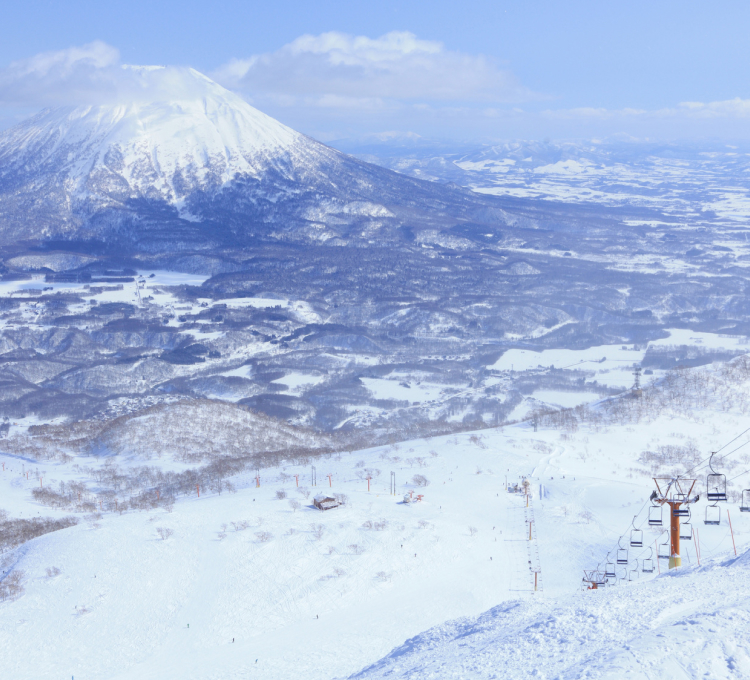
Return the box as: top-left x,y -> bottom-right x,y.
651,478 -> 699,569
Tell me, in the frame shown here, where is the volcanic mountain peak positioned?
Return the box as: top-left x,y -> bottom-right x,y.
0,68 -> 309,200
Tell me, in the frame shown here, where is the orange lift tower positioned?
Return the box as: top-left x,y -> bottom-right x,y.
650,478 -> 700,569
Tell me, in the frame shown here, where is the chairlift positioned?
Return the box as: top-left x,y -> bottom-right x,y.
641,547 -> 655,573
648,504 -> 663,526
616,538 -> 629,564
679,507 -> 692,540
630,517 -> 643,547
604,560 -> 616,578
741,489 -> 750,512
706,452 -> 727,502
705,503 -> 721,526
657,533 -> 670,560
672,493 -> 690,517
628,566 -> 639,581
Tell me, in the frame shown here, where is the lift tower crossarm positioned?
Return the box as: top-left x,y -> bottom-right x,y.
652,478 -> 699,569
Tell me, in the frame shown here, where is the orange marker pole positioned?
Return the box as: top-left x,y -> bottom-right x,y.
196,484 -> 200,497
367,478 -> 370,492
728,510 -> 737,556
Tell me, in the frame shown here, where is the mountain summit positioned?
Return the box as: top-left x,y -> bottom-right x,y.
0,68 -> 304,216
0,67 -> 513,270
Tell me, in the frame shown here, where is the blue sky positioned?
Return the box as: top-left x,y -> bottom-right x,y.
1,0 -> 748,141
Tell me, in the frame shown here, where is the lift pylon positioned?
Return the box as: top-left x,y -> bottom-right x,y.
651,478 -> 699,569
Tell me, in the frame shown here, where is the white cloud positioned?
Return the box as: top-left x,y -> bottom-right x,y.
677,98 -> 750,118
0,42 -> 210,107
213,31 -> 534,105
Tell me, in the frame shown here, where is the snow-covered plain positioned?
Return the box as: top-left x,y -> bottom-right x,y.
2,353 -> 750,679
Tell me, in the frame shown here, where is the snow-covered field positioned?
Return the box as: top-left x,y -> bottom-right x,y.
2,353 -> 750,679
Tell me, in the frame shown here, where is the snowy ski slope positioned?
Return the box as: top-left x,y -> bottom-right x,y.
2,356 -> 750,679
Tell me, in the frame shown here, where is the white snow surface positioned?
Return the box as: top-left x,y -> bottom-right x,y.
0,68 -> 317,210
353,551 -> 750,679
3,355 -> 750,679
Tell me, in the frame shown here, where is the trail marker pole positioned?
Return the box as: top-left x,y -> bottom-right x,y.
693,527 -> 700,565
311,466 -> 317,487
196,484 -> 200,497
40,478 -> 42,488
534,572 -> 538,591
367,477 -> 371,492
294,474 -> 299,487
327,474 -> 332,487
529,520 -> 533,541
728,510 -> 737,556
157,489 -> 160,501
390,471 -> 396,495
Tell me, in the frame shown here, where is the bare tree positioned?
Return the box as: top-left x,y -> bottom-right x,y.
276,490 -> 287,500
255,531 -> 273,542
412,474 -> 430,487
156,527 -> 173,540
310,524 -> 324,540
289,499 -> 301,512
468,526 -> 478,537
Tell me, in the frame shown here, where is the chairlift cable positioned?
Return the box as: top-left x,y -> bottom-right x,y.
681,440 -> 750,481
679,427 -> 750,479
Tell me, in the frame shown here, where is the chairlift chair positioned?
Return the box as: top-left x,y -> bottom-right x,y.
657,533 -> 670,560
642,558 -> 655,573
604,561 -> 616,578
616,548 -> 628,565
648,505 -> 663,526
672,494 -> 690,517
679,507 -> 692,540
705,503 -> 721,526
707,452 -> 728,502
628,566 -> 639,581
707,474 -> 727,502
741,489 -> 750,512
630,528 -> 643,548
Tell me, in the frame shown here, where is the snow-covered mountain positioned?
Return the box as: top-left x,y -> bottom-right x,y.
0,67 -> 497,263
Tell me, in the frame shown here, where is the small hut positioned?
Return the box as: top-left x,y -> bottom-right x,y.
313,493 -> 340,511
